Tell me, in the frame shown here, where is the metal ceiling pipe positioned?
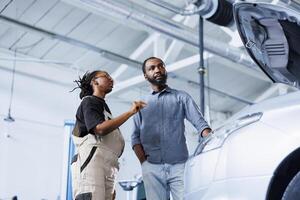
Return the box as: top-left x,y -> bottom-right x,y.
187,79 -> 254,105
198,15 -> 205,115
75,0 -> 257,69
0,14 -> 142,69
146,0 -> 218,17
147,0 -> 233,26
0,57 -> 72,65
0,65 -> 72,87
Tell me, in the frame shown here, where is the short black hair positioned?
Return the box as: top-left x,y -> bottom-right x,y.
142,57 -> 165,74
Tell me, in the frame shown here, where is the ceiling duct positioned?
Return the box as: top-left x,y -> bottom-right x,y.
66,0 -> 257,69
197,0 -> 233,26
0,15 -> 142,69
147,0 -> 233,26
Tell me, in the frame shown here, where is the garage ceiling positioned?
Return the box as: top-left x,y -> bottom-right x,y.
1,0 -> 294,126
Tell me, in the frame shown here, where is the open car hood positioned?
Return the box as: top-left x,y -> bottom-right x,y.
233,2 -> 300,89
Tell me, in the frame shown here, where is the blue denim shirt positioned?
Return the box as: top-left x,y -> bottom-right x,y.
131,87 -> 210,164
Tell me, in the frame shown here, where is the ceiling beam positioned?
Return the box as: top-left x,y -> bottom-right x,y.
111,12 -> 189,80
0,56 -> 72,66
111,33 -> 159,79
0,47 -> 81,71
0,48 -> 77,87
0,65 -> 72,87
63,0 -> 257,70
0,14 -> 142,69
163,15 -> 198,62
184,79 -> 254,105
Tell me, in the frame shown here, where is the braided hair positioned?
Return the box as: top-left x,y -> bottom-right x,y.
71,70 -> 105,99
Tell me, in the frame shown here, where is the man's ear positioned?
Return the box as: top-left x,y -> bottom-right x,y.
144,74 -> 148,80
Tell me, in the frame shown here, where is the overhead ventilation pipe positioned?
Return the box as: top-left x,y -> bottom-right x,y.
71,0 -> 257,69
147,0 -> 234,26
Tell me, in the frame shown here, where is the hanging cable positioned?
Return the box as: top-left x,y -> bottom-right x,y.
11,38 -> 43,50
4,49 -> 16,122
0,0 -> 13,14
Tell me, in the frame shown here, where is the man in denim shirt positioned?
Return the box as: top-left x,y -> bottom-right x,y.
131,57 -> 211,200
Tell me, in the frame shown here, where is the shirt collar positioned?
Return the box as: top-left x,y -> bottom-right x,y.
151,86 -> 172,95
92,95 -> 106,102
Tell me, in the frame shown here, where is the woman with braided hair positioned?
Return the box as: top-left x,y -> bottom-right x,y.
71,70 -> 146,200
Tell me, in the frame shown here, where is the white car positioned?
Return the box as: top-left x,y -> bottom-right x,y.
184,2 -> 300,200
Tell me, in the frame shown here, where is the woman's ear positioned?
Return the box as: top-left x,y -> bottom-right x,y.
91,79 -> 98,87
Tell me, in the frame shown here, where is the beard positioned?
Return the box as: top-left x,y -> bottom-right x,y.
147,73 -> 168,85
106,88 -> 112,94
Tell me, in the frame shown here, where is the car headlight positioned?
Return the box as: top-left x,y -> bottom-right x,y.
194,112 -> 263,155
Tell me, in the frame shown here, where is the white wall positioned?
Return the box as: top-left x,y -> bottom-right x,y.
0,120 -> 64,200
0,58 -> 79,200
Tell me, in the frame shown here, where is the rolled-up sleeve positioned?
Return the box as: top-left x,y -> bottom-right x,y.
131,112 -> 142,148
183,93 -> 210,134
